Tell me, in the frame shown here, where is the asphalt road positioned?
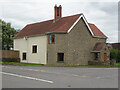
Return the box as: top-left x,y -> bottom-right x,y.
1,65 -> 118,88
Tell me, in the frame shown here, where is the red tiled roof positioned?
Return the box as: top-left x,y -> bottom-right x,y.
88,23 -> 107,38
92,42 -> 106,51
14,14 -> 107,39
14,14 -> 81,38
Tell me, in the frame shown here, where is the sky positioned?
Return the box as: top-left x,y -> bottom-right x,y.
0,0 -> 119,43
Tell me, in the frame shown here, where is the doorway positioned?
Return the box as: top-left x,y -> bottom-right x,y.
104,53 -> 107,61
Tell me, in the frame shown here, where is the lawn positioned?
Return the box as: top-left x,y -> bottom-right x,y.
0,62 -> 44,66
115,63 -> 120,67
1,62 -> 120,67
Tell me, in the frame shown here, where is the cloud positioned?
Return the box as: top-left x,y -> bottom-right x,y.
0,1 -> 118,43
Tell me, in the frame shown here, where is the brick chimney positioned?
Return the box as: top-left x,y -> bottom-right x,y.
54,5 -> 62,21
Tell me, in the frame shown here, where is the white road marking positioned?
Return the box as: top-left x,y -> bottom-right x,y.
71,74 -> 79,77
26,69 -> 39,71
96,76 -> 112,79
1,72 -> 54,84
2,66 -> 116,79
96,77 -> 102,79
80,75 -> 87,77
3,66 -> 82,77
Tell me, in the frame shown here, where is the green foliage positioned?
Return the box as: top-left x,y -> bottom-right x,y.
110,49 -> 120,62
115,63 -> 120,67
0,20 -> 2,49
0,19 -> 19,50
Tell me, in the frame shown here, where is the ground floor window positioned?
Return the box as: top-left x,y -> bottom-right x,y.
22,53 -> 26,60
94,53 -> 98,60
57,53 -> 64,62
32,45 -> 37,53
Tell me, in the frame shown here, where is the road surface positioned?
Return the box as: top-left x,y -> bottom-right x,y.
2,65 -> 118,88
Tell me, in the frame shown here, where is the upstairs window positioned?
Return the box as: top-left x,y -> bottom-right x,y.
49,35 -> 55,44
22,53 -> 26,60
32,45 -> 37,53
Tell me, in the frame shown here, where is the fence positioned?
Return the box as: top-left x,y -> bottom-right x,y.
0,50 -> 20,62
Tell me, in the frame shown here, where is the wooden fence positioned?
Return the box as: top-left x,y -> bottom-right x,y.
0,50 -> 20,62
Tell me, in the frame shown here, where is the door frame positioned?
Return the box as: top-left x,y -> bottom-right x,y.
104,53 -> 107,61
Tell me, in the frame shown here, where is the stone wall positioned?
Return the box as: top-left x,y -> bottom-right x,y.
88,60 -> 116,66
47,17 -> 107,65
88,60 -> 110,66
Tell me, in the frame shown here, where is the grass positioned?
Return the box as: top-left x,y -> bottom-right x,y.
115,63 -> 120,67
0,62 -> 44,66
0,62 -> 120,68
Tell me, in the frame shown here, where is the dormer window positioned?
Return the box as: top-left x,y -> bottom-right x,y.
49,35 -> 55,44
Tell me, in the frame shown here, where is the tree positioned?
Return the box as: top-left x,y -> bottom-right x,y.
0,20 -> 2,50
110,49 -> 120,62
0,19 -> 19,50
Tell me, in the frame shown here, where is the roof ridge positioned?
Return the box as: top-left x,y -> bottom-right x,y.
14,13 -> 107,39
63,13 -> 82,18
27,13 -> 82,26
88,23 -> 94,25
28,19 -> 53,26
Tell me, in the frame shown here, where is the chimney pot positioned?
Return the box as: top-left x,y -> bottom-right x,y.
54,5 -> 62,21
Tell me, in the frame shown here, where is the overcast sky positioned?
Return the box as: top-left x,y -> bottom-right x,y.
0,0 -> 119,43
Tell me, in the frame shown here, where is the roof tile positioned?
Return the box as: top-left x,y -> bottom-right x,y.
88,23 -> 107,38
14,14 -> 107,39
14,14 -> 81,38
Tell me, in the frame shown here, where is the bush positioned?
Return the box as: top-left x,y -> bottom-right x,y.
110,49 -> 120,62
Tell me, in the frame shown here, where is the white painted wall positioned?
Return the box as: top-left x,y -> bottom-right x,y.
14,35 -> 47,64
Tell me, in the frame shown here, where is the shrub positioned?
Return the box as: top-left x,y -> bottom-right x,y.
110,49 -> 120,62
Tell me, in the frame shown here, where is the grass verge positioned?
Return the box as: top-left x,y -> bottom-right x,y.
1,62 -> 119,68
115,63 -> 120,67
0,62 -> 44,66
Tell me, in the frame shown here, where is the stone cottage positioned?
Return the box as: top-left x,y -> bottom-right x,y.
14,5 -> 110,65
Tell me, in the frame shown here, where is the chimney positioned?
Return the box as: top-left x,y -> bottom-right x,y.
54,5 -> 62,21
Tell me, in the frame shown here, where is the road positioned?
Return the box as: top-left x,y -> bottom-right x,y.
2,65 -> 118,88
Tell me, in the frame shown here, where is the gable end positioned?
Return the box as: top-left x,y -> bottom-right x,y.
67,14 -> 107,39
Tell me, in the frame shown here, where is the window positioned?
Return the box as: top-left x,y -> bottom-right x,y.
95,53 -> 98,60
49,35 -> 55,44
105,48 -> 107,51
57,7 -> 59,16
32,45 -> 37,53
22,53 -> 26,60
57,53 -> 64,62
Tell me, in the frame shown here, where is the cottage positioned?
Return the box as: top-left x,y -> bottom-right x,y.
14,5 -> 110,65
